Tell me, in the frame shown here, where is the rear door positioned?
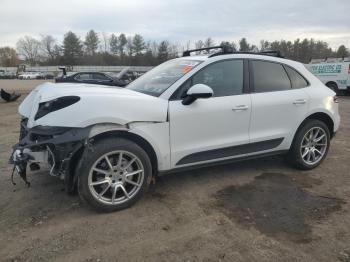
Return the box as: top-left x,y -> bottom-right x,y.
249,60 -> 309,149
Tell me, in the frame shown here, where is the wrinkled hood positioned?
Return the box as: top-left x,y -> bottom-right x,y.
20,82 -> 168,128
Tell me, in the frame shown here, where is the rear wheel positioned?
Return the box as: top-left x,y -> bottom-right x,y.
78,138 -> 151,212
288,120 -> 330,170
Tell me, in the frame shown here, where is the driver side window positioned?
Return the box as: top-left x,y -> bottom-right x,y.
174,59 -> 244,99
192,60 -> 243,97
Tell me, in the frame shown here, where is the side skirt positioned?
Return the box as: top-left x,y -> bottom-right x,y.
176,138 -> 284,165
159,150 -> 288,176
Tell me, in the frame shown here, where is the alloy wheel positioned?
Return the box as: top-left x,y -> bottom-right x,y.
300,127 -> 328,165
88,150 -> 144,205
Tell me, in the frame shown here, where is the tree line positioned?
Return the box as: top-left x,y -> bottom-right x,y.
0,30 -> 349,67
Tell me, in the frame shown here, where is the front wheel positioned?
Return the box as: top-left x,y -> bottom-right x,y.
287,120 -> 330,170
78,138 -> 152,212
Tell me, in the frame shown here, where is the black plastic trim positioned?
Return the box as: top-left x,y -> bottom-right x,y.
161,149 -> 288,175
176,138 -> 284,165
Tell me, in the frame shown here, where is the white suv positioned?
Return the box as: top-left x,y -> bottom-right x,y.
12,46 -> 340,212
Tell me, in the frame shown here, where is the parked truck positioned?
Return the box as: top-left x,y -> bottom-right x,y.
305,57 -> 350,94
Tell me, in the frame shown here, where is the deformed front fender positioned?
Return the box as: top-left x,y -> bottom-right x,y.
88,123 -> 129,138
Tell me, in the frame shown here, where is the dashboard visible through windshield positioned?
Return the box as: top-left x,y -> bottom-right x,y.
126,59 -> 202,96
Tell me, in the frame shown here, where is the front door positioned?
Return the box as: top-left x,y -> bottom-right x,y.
169,59 -> 251,167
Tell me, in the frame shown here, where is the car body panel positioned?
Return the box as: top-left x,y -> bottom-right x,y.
169,94 -> 251,168
19,82 -> 168,128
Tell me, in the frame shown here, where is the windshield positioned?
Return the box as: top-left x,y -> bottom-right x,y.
126,59 -> 202,96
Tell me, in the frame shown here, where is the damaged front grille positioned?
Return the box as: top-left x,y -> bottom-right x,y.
19,118 -> 28,140
10,123 -> 91,188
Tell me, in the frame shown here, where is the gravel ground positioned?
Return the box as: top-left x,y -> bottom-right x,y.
0,79 -> 53,94
0,80 -> 349,262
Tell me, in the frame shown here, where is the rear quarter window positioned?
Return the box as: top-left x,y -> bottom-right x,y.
284,66 -> 308,89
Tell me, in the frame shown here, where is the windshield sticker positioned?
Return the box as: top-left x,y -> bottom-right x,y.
182,65 -> 193,74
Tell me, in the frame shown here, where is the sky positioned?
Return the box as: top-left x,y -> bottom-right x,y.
0,0 -> 349,50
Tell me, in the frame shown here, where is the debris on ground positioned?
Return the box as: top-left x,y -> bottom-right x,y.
0,88 -> 21,102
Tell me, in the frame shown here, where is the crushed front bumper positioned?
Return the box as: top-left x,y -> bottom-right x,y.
10,118 -> 90,188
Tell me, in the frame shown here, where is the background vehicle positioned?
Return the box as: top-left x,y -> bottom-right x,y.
18,72 -> 42,80
305,57 -> 350,94
0,69 -> 16,79
36,72 -> 55,80
55,71 -> 128,87
11,46 -> 340,212
114,67 -> 143,84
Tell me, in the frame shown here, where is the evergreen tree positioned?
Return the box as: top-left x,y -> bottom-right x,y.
133,34 -> 145,55
239,38 -> 250,51
118,33 -> 127,56
63,31 -> 83,65
157,41 -> 169,63
110,34 -> 119,55
336,45 -> 349,58
84,30 -> 99,55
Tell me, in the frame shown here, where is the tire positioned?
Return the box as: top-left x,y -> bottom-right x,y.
326,82 -> 339,94
287,119 -> 330,170
78,138 -> 152,212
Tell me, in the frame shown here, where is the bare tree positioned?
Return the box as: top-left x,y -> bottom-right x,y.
0,47 -> 19,66
126,36 -> 134,57
40,35 -> 57,61
195,40 -> 204,54
204,37 -> 215,48
16,36 -> 41,65
100,32 -> 110,53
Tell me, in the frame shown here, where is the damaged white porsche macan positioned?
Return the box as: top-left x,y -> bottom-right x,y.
10,46 -> 340,212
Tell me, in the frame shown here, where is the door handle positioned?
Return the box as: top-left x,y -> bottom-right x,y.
232,105 -> 249,111
293,99 -> 307,105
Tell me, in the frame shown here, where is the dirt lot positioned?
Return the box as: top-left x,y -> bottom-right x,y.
0,80 -> 350,262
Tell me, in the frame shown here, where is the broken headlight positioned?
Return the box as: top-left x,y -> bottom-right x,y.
34,96 -> 80,120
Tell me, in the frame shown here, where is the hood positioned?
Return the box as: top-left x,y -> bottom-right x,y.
20,82 -> 168,128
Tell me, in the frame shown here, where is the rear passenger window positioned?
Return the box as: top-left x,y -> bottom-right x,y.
284,66 -> 308,89
252,61 -> 291,92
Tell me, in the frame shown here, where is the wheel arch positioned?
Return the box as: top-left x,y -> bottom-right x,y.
90,130 -> 159,176
295,112 -> 335,140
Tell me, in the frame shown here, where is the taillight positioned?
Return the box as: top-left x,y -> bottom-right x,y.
348,64 -> 350,74
333,96 -> 339,103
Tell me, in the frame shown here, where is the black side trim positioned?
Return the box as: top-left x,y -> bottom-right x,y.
176,138 -> 284,165
161,150 -> 288,175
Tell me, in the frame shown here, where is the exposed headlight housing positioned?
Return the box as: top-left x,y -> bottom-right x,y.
34,96 -> 80,120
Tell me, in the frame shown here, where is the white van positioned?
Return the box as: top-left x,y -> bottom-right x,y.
305,57 -> 350,93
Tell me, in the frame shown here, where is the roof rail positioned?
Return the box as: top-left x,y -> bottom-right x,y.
208,49 -> 284,58
182,45 -> 284,58
182,45 -> 234,57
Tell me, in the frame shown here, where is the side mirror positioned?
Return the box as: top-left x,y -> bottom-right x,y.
182,84 -> 213,105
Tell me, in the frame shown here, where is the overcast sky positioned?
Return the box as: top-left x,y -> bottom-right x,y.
0,0 -> 349,49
